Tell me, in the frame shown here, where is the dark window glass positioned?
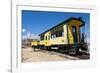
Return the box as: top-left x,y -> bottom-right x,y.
48,36 -> 50,40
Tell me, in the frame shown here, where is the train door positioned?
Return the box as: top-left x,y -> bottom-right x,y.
44,32 -> 51,47
72,26 -> 78,44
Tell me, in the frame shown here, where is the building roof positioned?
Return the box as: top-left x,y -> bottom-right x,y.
39,17 -> 85,36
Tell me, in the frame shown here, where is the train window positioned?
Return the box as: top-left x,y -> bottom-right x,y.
51,35 -> 53,39
48,36 -> 50,40
50,31 -> 64,39
52,34 -> 54,38
40,35 -> 44,40
56,30 -> 64,37
62,31 -> 64,36
56,33 -> 58,37
53,34 -> 56,38
59,31 -> 62,37
51,33 -> 59,39
45,36 -> 47,40
51,34 -> 54,39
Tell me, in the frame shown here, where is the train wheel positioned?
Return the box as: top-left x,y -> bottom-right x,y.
68,47 -> 77,55
46,46 -> 51,51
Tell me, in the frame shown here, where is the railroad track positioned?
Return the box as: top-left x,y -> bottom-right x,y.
39,49 -> 90,60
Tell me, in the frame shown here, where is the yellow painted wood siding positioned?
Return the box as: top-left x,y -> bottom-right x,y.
63,24 -> 68,44
68,25 -> 74,44
39,24 -> 68,46
67,20 -> 82,44
43,24 -> 67,46
40,40 -> 45,45
50,37 -> 65,45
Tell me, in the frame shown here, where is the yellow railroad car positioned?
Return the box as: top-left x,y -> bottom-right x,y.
31,17 -> 88,55
31,40 -> 40,48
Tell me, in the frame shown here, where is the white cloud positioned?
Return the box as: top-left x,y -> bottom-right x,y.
27,32 -> 31,38
86,36 -> 90,44
22,35 -> 27,40
22,31 -> 40,40
22,29 -> 26,33
22,28 -> 40,40
30,35 -> 40,40
28,33 -> 40,40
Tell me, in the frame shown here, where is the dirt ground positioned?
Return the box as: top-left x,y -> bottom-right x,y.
22,47 -> 80,62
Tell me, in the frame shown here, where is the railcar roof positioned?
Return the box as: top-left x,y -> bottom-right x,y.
39,17 -> 85,36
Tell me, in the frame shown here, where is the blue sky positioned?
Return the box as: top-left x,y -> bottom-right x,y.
22,10 -> 90,41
